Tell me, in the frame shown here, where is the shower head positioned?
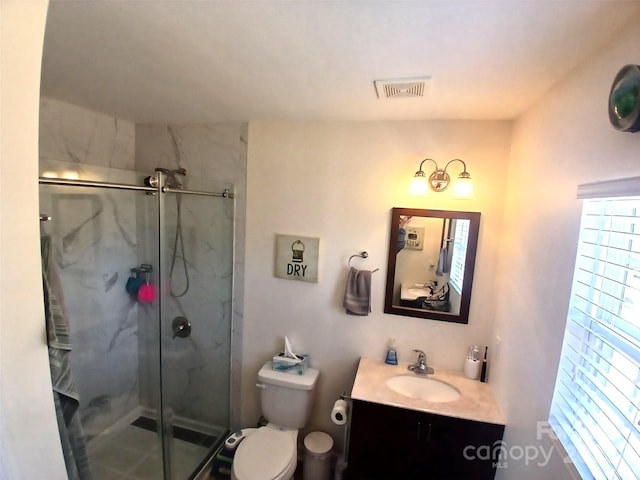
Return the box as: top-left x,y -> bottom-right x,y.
154,167 -> 187,176
154,167 -> 187,188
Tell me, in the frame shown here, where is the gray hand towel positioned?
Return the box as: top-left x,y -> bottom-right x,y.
343,267 -> 372,315
436,246 -> 448,277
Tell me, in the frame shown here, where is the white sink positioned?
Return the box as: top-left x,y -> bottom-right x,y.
386,375 -> 461,403
401,284 -> 431,301
407,288 -> 430,297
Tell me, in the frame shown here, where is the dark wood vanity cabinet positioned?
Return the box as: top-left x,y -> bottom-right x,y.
346,400 -> 505,480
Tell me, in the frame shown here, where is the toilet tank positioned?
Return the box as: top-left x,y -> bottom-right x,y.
258,362 -> 320,429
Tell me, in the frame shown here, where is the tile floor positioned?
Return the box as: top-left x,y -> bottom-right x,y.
88,423 -> 211,480
88,425 -> 310,480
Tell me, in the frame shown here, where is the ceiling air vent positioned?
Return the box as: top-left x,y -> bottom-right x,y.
374,77 -> 430,99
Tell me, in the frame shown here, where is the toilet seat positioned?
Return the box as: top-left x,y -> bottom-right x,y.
231,426 -> 297,480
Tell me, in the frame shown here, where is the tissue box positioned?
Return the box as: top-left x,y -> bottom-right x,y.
272,353 -> 310,376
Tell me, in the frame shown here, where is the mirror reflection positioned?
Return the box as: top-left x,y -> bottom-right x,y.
385,208 -> 481,324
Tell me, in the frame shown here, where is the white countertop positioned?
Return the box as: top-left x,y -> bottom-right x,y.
351,357 -> 505,425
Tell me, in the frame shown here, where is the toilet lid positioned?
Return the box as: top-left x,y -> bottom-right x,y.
233,428 -> 296,480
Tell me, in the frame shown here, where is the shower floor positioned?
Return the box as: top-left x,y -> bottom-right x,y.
88,416 -> 220,480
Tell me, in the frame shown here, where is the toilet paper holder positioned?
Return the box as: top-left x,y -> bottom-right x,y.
331,395 -> 351,427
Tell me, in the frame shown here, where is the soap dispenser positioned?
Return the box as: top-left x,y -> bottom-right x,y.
385,338 -> 398,365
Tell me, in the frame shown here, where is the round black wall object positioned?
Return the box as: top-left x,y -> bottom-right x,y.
608,64 -> 640,132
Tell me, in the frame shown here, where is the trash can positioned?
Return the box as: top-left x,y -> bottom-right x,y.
303,431 -> 333,480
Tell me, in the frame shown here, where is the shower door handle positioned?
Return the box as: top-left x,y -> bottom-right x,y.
172,316 -> 191,339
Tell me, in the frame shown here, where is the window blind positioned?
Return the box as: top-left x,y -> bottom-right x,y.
549,195 -> 640,480
449,218 -> 469,294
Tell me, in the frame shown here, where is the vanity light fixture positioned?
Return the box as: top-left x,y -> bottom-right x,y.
409,158 -> 473,198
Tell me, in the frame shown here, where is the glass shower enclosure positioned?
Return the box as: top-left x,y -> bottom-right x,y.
39,166 -> 233,480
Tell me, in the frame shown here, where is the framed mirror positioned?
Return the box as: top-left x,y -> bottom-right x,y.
384,208 -> 481,324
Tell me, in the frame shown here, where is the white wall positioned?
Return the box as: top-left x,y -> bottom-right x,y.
492,21 -> 640,479
0,1 -> 67,478
243,120 -> 512,452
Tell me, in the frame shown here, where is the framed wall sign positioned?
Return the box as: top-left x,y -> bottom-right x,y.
275,234 -> 320,283
404,226 -> 425,250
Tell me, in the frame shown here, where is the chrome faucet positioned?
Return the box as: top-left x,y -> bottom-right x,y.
408,349 -> 434,375
423,280 -> 437,295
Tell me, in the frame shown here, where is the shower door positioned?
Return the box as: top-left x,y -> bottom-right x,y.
157,173 -> 234,479
39,167 -> 233,480
39,176 -> 166,479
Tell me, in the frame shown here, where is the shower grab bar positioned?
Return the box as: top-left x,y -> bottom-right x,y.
39,176 -> 234,198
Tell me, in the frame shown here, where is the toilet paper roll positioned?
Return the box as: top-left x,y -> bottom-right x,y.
331,399 -> 349,425
464,357 -> 481,380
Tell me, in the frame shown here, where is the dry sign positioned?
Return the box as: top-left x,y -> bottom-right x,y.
275,234 -> 319,283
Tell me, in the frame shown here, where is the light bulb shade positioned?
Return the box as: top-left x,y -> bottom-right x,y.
453,172 -> 474,199
409,171 -> 429,195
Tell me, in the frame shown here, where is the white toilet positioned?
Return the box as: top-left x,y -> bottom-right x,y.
231,361 -> 319,480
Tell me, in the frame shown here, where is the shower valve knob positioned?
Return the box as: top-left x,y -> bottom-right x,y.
172,316 -> 191,339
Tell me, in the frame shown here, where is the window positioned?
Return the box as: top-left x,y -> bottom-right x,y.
449,218 -> 469,294
549,178 -> 640,480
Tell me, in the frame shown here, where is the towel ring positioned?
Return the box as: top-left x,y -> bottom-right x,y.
348,251 -> 379,273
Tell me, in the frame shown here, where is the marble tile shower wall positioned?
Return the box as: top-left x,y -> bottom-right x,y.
40,98 -> 136,177
39,98 -> 144,438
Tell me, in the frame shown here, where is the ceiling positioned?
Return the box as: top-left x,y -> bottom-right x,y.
41,1 -> 640,124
